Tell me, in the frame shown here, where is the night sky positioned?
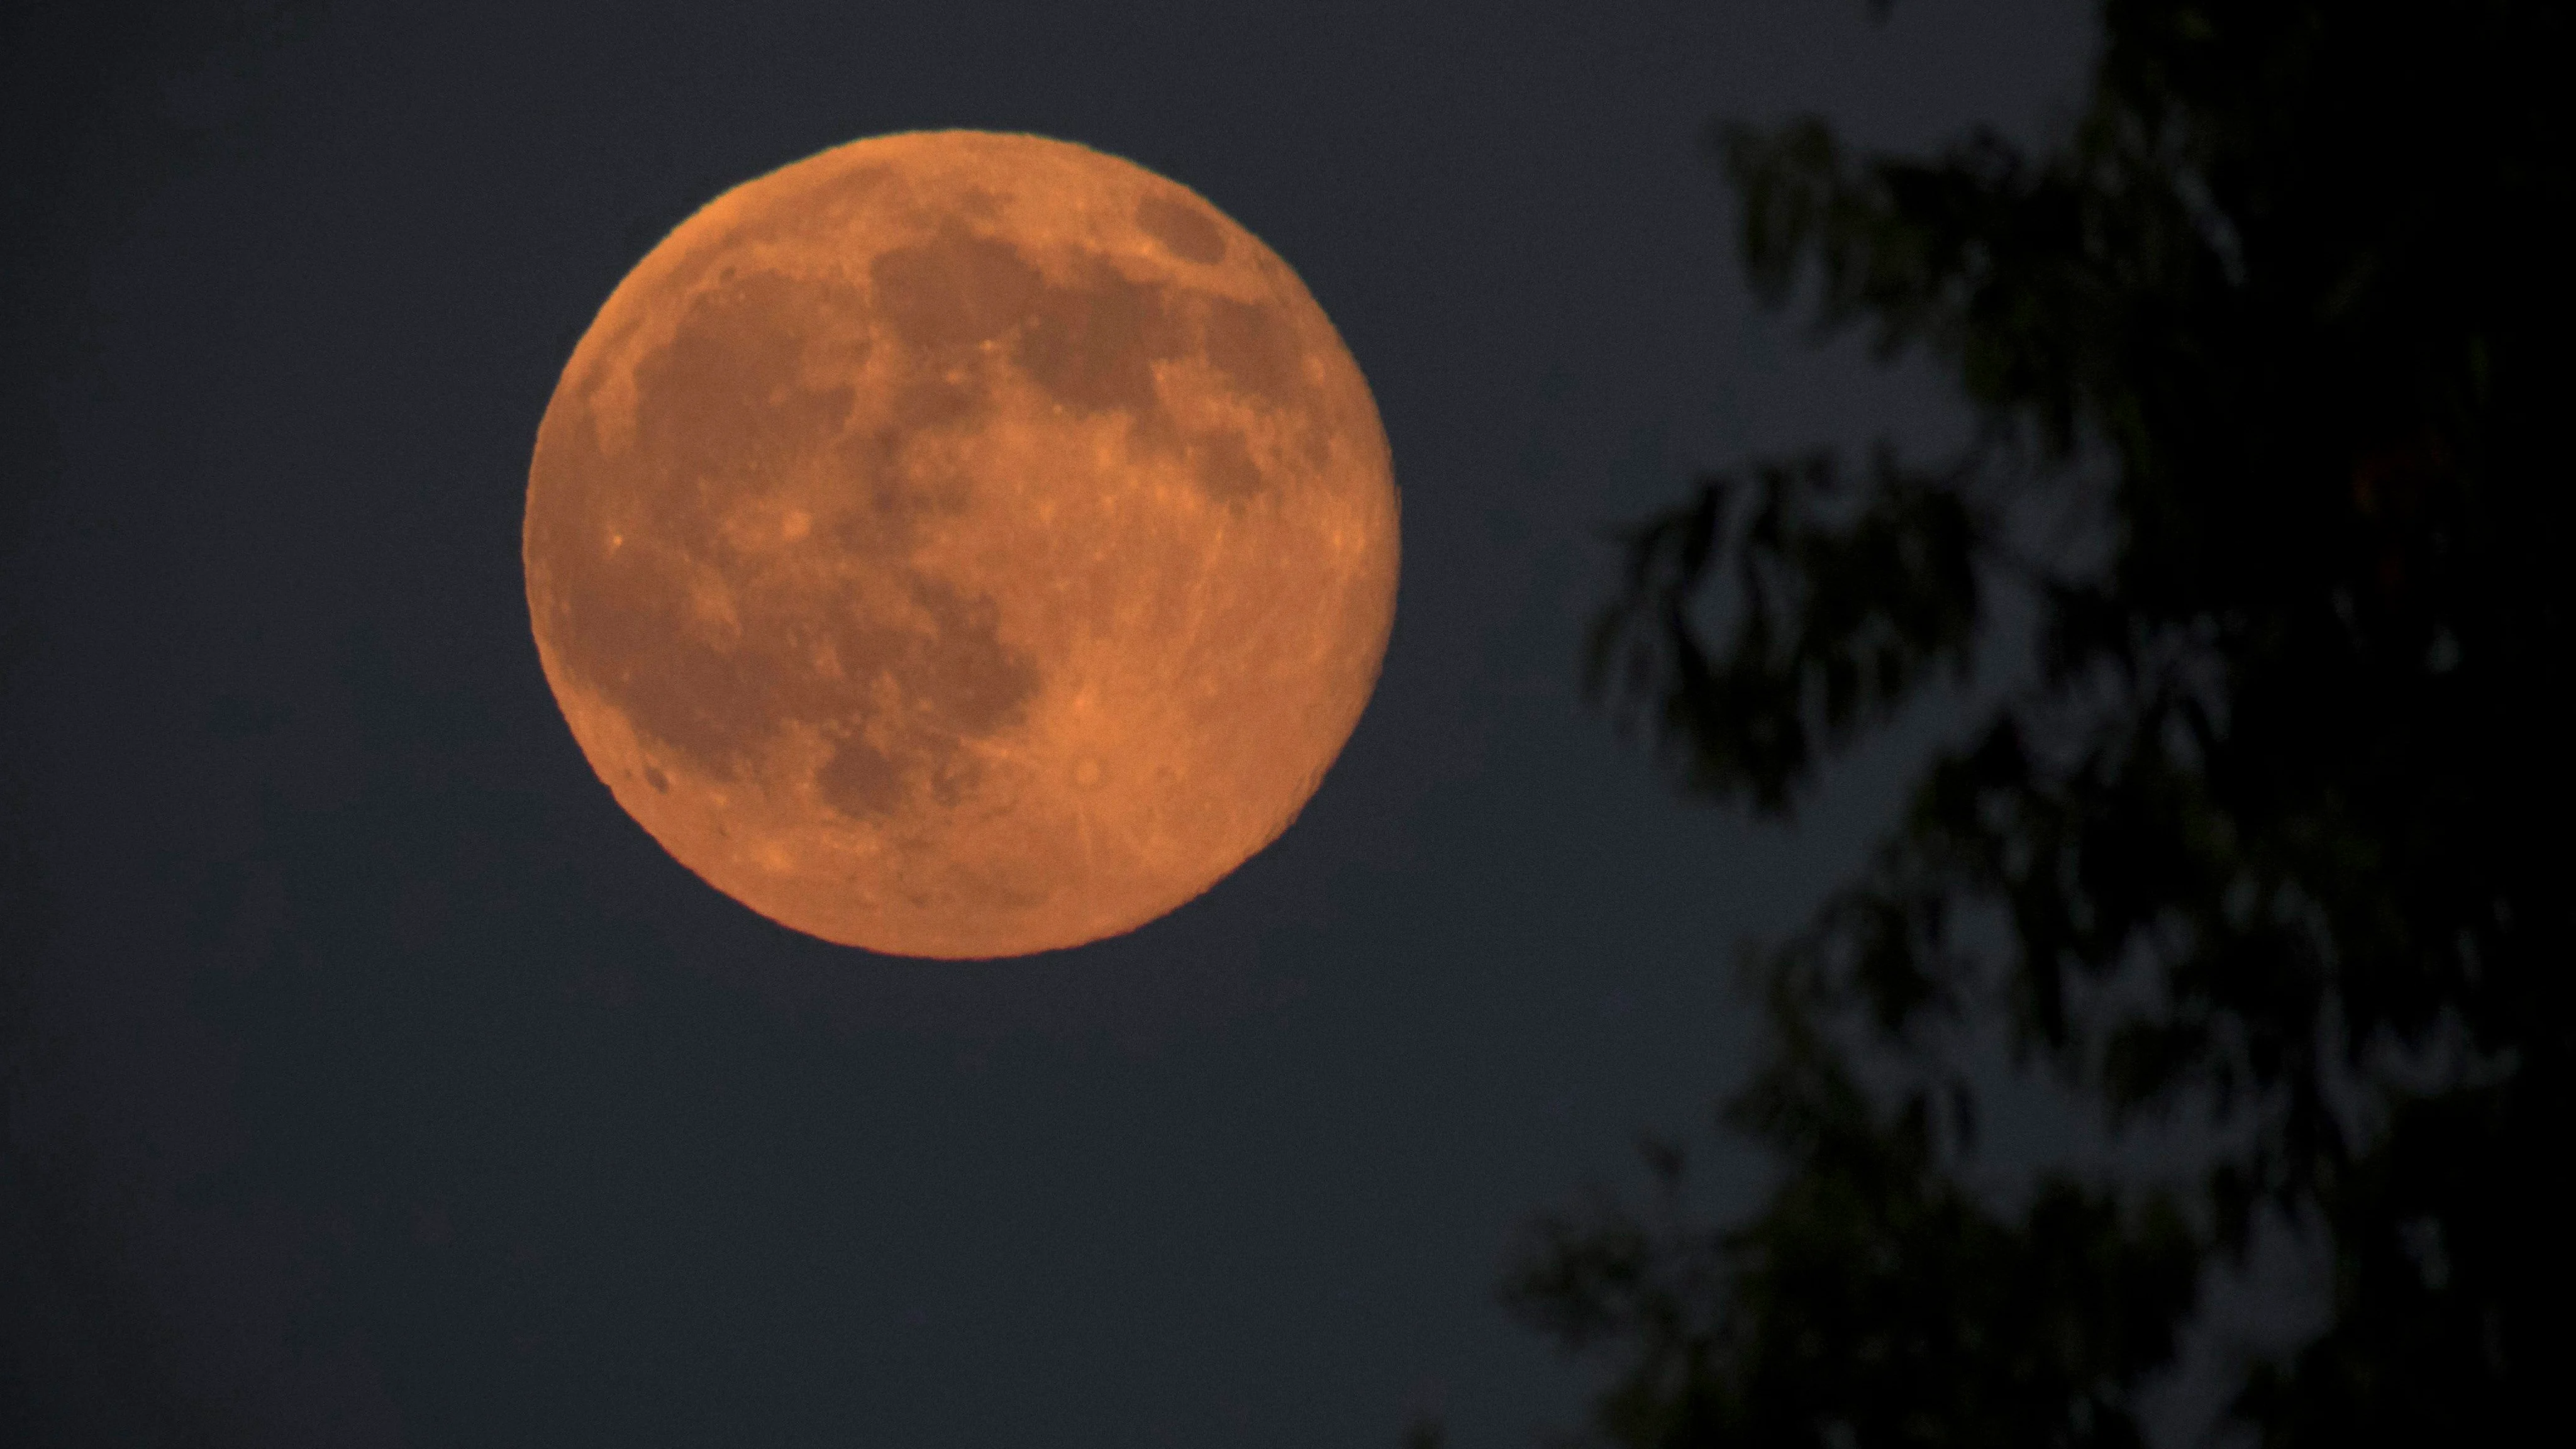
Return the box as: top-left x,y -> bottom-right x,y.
4,3 -> 2095,1443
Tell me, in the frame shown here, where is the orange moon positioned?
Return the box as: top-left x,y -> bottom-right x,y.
523,131 -> 1399,959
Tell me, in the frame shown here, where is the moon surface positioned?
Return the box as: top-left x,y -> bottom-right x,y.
523,131 -> 1400,958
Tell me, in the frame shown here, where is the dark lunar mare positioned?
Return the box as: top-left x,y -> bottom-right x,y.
1133,192 -> 1229,264
533,211 -> 1321,827
530,262 -> 1040,823
868,221 -> 1315,485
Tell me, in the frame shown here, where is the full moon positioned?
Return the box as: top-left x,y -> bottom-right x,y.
523,131 -> 1400,958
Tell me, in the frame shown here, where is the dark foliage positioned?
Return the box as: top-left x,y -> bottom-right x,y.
1514,3 -> 2573,1445
1509,985 -> 2199,1449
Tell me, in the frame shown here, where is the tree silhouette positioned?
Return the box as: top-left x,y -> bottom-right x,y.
1507,3 -> 2571,1444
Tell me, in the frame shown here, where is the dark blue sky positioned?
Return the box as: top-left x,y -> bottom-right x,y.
3,3 -> 2095,1443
